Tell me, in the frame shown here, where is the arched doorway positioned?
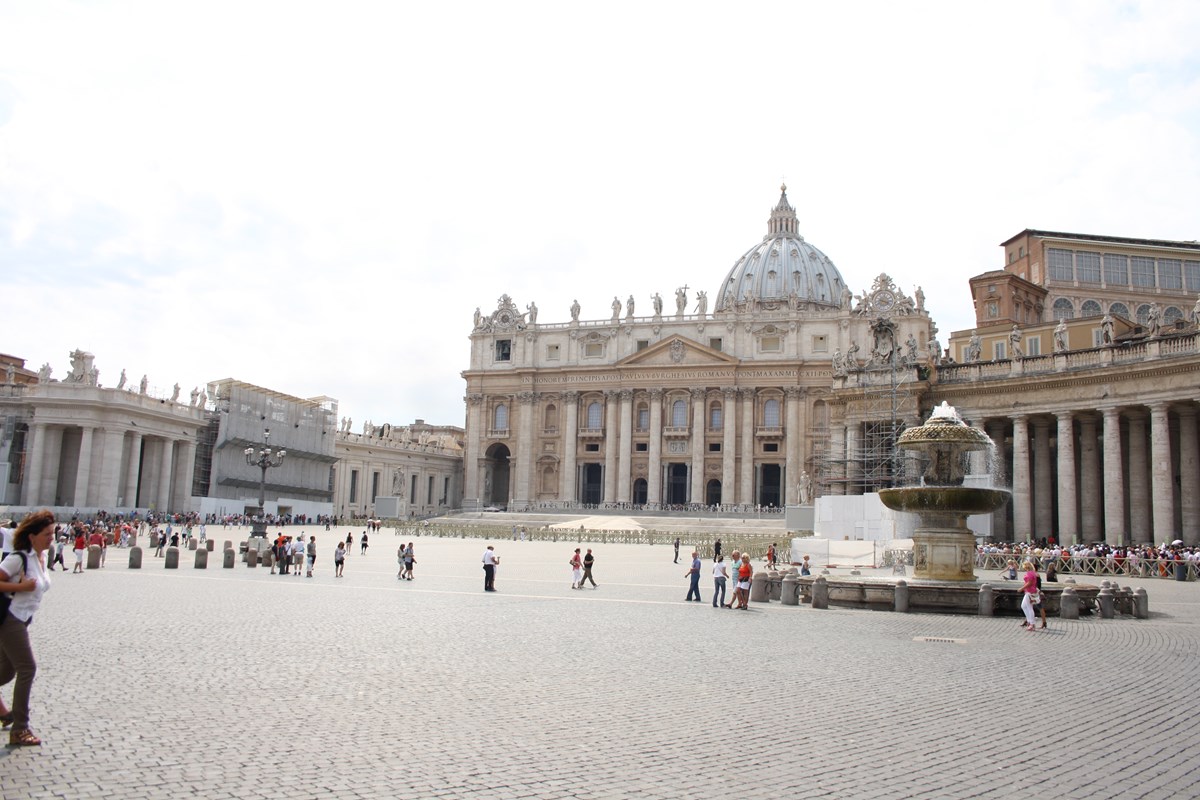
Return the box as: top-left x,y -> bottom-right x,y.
484,443 -> 511,509
706,479 -> 722,507
666,463 -> 688,505
758,464 -> 782,508
633,478 -> 648,505
580,464 -> 603,504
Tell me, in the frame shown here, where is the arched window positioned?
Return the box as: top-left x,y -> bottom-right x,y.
1136,304 -> 1152,325
543,404 -> 558,431
586,401 -> 602,429
1164,306 -> 1184,325
709,402 -> 723,430
1052,298 -> 1075,320
493,404 -> 508,431
636,403 -> 649,430
671,399 -> 687,427
812,400 -> 828,431
1081,300 -> 1102,316
1109,302 -> 1130,319
763,398 -> 781,427
541,466 -> 556,493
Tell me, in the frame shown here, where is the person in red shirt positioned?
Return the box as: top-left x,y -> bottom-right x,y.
73,530 -> 87,573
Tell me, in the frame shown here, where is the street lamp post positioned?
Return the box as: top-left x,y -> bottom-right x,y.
244,428 -> 286,538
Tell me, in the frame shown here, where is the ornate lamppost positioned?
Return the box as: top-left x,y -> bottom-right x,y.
244,428 -> 285,538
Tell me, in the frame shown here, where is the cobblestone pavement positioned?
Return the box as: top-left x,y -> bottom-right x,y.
2,526 -> 1199,799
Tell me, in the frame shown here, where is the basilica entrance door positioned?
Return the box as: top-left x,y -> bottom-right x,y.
706,479 -> 722,507
666,463 -> 689,505
580,464 -> 603,505
484,443 -> 511,509
758,463 -> 782,508
633,478 -> 647,506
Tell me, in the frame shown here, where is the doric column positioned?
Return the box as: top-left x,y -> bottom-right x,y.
463,394 -> 484,508
1011,416 -> 1031,540
1179,406 -> 1200,546
513,391 -> 537,509
1101,407 -> 1126,545
616,389 -> 633,504
1032,418 -> 1053,539
647,389 -> 663,506
1055,411 -> 1078,546
986,420 -> 1009,541
156,438 -> 175,512
603,390 -> 619,504
123,431 -> 143,507
22,422 -> 46,506
721,388 -> 736,506
690,388 -> 706,505
96,428 -> 125,508
785,387 -> 803,504
1078,415 -> 1101,542
74,425 -> 95,507
174,439 -> 196,512
1150,402 -> 1176,543
739,388 -> 754,505
561,391 -> 579,503
1127,411 -> 1150,543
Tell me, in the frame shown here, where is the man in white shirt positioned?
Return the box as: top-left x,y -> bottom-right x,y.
482,545 -> 498,592
0,519 -> 14,558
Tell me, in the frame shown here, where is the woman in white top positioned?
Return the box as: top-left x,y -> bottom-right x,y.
0,509 -> 56,746
712,556 -> 728,608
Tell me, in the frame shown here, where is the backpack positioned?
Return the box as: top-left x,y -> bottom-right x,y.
0,552 -> 29,619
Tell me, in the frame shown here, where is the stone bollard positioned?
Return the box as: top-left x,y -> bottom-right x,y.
188,538 -> 198,551
206,540 -> 214,552
224,540 -> 232,552
768,570 -> 783,602
164,546 -> 179,569
246,548 -> 259,568
750,573 -> 770,603
129,534 -> 137,548
128,546 -> 143,569
194,548 -> 208,569
1097,586 -> 1115,619
894,579 -> 909,613
812,576 -> 829,610
1099,580 -> 1111,590
223,549 -> 235,569
1116,587 -> 1133,616
1059,586 -> 1080,620
978,583 -> 993,616
1133,587 -> 1149,619
262,549 -> 275,570
781,573 -> 799,606
1064,577 -> 1076,584
87,544 -> 102,570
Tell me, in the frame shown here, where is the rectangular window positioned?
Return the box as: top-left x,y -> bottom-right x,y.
495,339 -> 512,361
636,340 -> 649,351
1048,248 -> 1074,282
637,408 -> 649,430
1075,252 -> 1101,283
986,301 -> 998,319
371,472 -> 380,503
812,335 -> 828,352
709,406 -> 722,430
709,338 -> 723,351
1103,254 -> 1128,285
411,474 -> 418,502
1026,336 -> 1041,356
760,336 -> 781,352
428,476 -> 434,504
546,344 -> 560,360
583,342 -> 604,358
763,442 -> 779,453
1131,256 -> 1156,287
708,443 -> 721,452
1159,258 -> 1183,290
1093,328 -> 1105,347
635,442 -> 648,452
994,341 -> 1007,360
585,443 -> 599,452
349,470 -> 359,504
1186,261 -> 1200,292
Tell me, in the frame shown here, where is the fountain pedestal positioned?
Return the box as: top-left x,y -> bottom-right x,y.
912,525 -> 976,581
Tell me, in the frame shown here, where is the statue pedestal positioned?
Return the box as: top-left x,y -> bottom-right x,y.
785,504 -> 815,532
912,526 -> 976,582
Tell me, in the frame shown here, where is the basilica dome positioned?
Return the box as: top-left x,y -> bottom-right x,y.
715,186 -> 848,311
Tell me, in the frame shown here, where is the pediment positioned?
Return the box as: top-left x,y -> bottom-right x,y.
616,335 -> 739,368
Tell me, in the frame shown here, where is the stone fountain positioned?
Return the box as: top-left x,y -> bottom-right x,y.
878,402 -> 1009,581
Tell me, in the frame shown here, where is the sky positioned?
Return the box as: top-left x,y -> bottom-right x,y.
2,1 -> 1199,429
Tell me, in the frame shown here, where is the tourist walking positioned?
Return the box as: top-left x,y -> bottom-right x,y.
684,551 -> 702,601
306,537 -> 317,578
1020,560 -> 1039,630
735,554 -> 753,609
714,538 -> 722,559
403,543 -> 415,580
722,551 -> 740,606
334,542 -> 345,577
570,548 -> 583,589
74,530 -> 87,572
360,532 -> 369,555
712,555 -> 728,608
290,535 -> 306,577
673,538 -> 680,564
766,542 -> 777,570
482,545 -> 498,591
49,536 -> 66,572
397,544 -> 406,579
345,532 -> 353,555
0,509 -> 57,746
579,548 -> 597,588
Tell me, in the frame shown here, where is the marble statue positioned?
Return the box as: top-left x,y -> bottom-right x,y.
1146,302 -> 1161,337
526,302 -> 538,325
905,333 -> 918,362
695,290 -> 708,317
1008,325 -> 1023,359
651,293 -> 663,317
626,294 -> 635,319
1191,295 -> 1200,326
611,296 -> 621,322
915,285 -> 925,313
38,363 -> 52,382
840,286 -> 853,310
4,364 -> 13,384
473,307 -> 482,329
139,375 -> 148,395
171,383 -> 181,403
117,369 -> 127,390
1053,319 -> 1068,353
675,286 -> 688,316
928,337 -> 943,363
189,386 -> 200,407
570,299 -> 581,322
845,342 -> 860,370
346,417 -> 352,434
198,389 -> 207,408
832,348 -> 846,377
966,331 -> 982,363
797,470 -> 813,505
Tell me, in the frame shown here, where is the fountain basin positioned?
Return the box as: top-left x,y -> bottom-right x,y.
878,487 -> 1010,515
797,576 -> 1102,616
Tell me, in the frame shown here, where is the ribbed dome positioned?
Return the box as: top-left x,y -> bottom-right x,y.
715,185 -> 848,312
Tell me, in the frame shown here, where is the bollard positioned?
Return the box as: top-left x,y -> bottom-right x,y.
164,546 -> 179,569
1097,586 -> 1115,619
749,572 -> 770,603
206,540 -> 214,552
977,583 -> 993,616
1059,586 -> 1080,620
1064,577 -> 1076,584
128,546 -> 143,569
87,544 -> 102,570
812,576 -> 829,610
768,570 -> 782,602
262,549 -> 275,570
894,579 -> 909,613
224,540 -> 233,553
781,573 -> 799,606
188,539 -> 198,551
1133,587 -> 1149,619
246,549 -> 258,568
194,548 -> 208,569
223,548 -> 235,569
1116,587 -> 1133,616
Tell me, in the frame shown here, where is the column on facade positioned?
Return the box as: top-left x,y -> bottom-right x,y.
784,387 -> 803,505
1031,418 -> 1053,539
985,420 -> 1009,541
616,390 -> 633,504
738,389 -> 754,505
1011,416 -> 1031,540
22,423 -> 45,506
828,421 -> 846,496
1100,407 -> 1126,545
41,425 -> 64,506
1178,406 -> 1200,546
844,420 -> 859,495
123,431 -> 143,508
1127,411 -> 1150,543
561,391 -> 579,504
74,425 -> 95,507
603,390 -> 619,504
721,388 -> 736,507
689,388 -> 706,505
1150,402 -> 1176,543
647,389 -> 663,506
514,392 -> 536,509
1055,411 -> 1078,546
1077,415 -> 1101,543
174,439 -> 197,511
96,428 -> 125,508
463,394 -> 483,507
156,438 -> 175,512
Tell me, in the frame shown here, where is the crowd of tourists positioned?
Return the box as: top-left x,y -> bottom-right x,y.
978,541 -> 1200,577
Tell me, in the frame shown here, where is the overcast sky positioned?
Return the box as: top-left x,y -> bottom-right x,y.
2,1 -> 1198,429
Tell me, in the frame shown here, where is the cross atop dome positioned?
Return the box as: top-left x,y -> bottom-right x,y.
767,182 -> 798,238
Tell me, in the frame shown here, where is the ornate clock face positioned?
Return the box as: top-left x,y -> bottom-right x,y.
497,311 -> 513,326
874,290 -> 896,311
